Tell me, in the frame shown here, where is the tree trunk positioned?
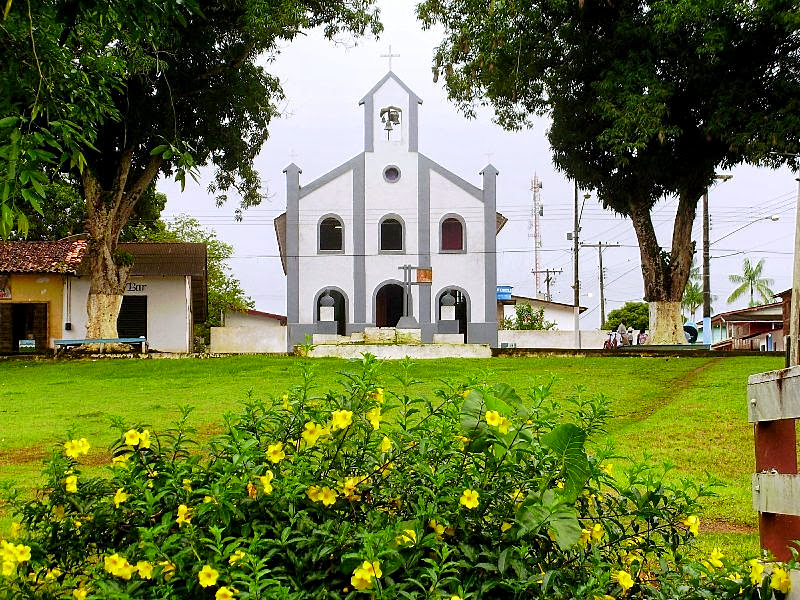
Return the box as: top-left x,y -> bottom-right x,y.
81,151 -> 162,341
629,191 -> 698,344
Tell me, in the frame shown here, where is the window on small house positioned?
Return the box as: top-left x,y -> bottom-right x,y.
380,217 -> 403,251
441,217 -> 464,251
319,217 -> 343,251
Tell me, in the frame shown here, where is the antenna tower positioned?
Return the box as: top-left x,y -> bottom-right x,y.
530,175 -> 543,296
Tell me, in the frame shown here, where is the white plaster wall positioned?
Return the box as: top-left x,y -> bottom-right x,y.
210,312 -> 286,353
298,170 -> 355,324
498,330 -> 608,349
502,302 -> 577,330
64,275 -> 192,353
429,170 -> 486,323
364,144 -> 420,322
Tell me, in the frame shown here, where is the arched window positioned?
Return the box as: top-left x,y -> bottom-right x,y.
441,217 -> 464,251
319,216 -> 343,252
380,217 -> 404,252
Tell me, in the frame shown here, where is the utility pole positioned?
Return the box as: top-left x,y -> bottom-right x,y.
582,242 -> 621,327
531,268 -> 562,301
703,174 -> 732,345
572,181 -> 580,348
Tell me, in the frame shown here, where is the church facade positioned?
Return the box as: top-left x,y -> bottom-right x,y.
275,72 -> 505,350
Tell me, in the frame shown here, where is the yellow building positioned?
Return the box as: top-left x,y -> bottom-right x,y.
0,241 -> 85,353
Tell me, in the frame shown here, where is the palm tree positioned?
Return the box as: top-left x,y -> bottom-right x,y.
681,280 -> 704,321
727,258 -> 775,307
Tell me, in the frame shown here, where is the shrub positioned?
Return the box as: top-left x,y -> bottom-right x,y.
501,304 -> 557,331
0,356 -> 792,599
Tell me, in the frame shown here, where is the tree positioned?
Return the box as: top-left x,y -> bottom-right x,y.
681,259 -> 712,322
603,302 -> 649,333
418,0 -> 800,343
500,304 -> 556,330
138,216 -> 254,341
727,258 -> 775,307
9,180 -> 166,242
1,1 -> 381,339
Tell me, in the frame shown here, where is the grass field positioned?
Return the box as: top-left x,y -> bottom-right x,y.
0,353 -> 784,557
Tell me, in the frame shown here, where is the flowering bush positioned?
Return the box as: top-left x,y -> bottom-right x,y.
0,355 -> 794,599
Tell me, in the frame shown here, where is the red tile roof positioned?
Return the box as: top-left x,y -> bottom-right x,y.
0,241 -> 88,274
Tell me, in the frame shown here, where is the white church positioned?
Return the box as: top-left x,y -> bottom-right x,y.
274,71 -> 506,351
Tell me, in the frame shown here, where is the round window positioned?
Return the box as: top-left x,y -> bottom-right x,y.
383,166 -> 401,183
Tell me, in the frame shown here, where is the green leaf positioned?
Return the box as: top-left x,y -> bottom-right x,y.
16,212 -> 28,237
541,424 -> 590,502
0,116 -> 19,128
21,188 -> 43,215
516,490 -> 582,550
151,144 -> 169,156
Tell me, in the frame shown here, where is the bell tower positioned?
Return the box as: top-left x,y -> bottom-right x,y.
359,72 -> 422,153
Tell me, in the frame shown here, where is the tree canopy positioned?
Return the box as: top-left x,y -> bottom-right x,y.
727,258 -> 775,307
603,302 -> 649,333
1,0 -> 381,337
418,0 -> 800,342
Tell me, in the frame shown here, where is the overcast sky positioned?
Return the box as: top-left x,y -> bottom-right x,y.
160,0 -> 798,328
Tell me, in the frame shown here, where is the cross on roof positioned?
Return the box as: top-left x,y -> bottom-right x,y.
380,45 -> 400,70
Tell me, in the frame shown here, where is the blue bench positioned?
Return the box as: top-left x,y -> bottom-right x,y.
54,338 -> 148,354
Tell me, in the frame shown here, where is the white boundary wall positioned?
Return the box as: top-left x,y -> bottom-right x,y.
498,329 -> 608,349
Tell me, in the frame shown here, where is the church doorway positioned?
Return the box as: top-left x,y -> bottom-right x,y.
438,288 -> 468,341
316,289 -> 347,336
375,283 -> 404,327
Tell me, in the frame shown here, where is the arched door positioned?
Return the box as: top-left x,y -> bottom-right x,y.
375,284 -> 404,327
438,288 -> 468,341
317,290 -> 346,336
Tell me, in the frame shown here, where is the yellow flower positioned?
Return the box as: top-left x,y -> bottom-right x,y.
259,471 -> 274,495
112,453 -> 129,466
497,416 -> 511,434
159,560 -> 176,580
351,561 -> 382,590
510,488 -> 525,507
246,482 -> 258,499
485,410 -> 501,427
282,393 -> 290,410
65,475 -> 78,493
216,587 -> 237,600
73,588 -> 89,600
748,559 -> 765,585
704,548 -> 724,570
139,430 -> 151,449
176,504 -> 192,526
614,569 -> 634,593
319,486 -> 338,506
341,476 -> 363,501
451,596 -> 464,600
602,463 -> 613,475
380,436 -> 393,453
306,485 -> 322,502
593,596 -> 615,600
579,528 -> 591,546
113,488 -> 129,508
461,389 -> 470,397
460,489 -> 479,509
501,522 -> 513,533
228,550 -> 246,565
136,560 -> 153,579
683,515 -> 699,536
198,564 -> 219,588
370,387 -> 385,403
771,566 -> 792,594
124,429 -> 140,446
395,529 -> 417,546
366,406 -> 382,430
301,422 -> 324,446
104,553 -> 134,579
2,560 -> 14,576
590,523 -> 605,542
182,479 -> 193,492
429,519 -> 446,539
266,442 -> 285,463
204,495 -> 216,504
331,409 -> 353,431
10,522 -> 22,538
64,438 -> 90,458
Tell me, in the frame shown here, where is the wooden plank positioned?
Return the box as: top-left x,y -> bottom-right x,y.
753,472 -> 800,515
755,420 -> 798,473
747,365 -> 800,422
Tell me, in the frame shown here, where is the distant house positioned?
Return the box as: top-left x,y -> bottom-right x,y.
210,309 -> 287,354
709,302 -> 784,351
497,295 -> 587,330
0,241 -> 207,353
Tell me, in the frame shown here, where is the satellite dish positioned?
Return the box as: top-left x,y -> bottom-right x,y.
683,322 -> 699,344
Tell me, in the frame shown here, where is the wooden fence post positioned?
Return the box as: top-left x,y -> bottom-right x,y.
749,366 -> 800,561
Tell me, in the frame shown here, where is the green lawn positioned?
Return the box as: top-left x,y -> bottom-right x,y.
0,353 -> 783,557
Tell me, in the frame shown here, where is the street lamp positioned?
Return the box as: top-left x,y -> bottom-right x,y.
711,214 -> 780,246
702,174 -> 732,345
